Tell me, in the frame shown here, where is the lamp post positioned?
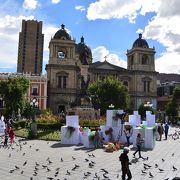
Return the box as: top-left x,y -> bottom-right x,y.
109,103 -> 114,109
30,98 -> 38,123
30,98 -> 38,137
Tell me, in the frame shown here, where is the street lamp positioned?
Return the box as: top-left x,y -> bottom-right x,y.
109,103 -> 115,109
144,101 -> 153,108
30,98 -> 38,123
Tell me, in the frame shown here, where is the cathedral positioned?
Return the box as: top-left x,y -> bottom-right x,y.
46,24 -> 158,114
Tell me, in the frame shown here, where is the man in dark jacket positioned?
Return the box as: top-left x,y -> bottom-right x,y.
119,147 -> 132,180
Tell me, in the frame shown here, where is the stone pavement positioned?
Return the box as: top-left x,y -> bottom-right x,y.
0,126 -> 180,180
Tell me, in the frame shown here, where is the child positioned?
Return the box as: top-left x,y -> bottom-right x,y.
8,127 -> 15,144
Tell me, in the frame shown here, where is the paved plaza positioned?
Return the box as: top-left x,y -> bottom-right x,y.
0,126 -> 180,180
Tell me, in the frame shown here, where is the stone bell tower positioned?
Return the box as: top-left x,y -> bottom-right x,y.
127,33 -> 158,110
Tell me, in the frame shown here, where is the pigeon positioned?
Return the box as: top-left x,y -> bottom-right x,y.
48,160 -> 52,164
21,170 -> 24,174
22,152 -> 25,156
42,165 -> 47,168
91,153 -> 95,157
61,158 -> 63,162
72,156 -> 76,160
35,162 -> 40,166
9,169 -> 15,173
9,153 -> 11,158
162,158 -> 165,162
173,166 -> 177,171
149,172 -> 154,178
89,162 -> 94,168
47,177 -> 53,180
75,164 -> 80,168
155,164 -> 158,168
72,166 -> 77,171
15,165 -> 20,170
141,170 -> 147,174
66,170 -> 71,175
164,178 -> 169,180
22,160 -> 27,166
172,153 -> 174,156
159,168 -> 164,172
103,173 -> 109,178
47,167 -> 51,172
35,149 -> 39,151
54,171 -> 59,177
101,168 -> 108,174
91,161 -> 95,164
85,158 -> 89,162
144,163 -> 152,168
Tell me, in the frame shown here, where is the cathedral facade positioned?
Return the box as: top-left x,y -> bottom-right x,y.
46,25 -> 158,114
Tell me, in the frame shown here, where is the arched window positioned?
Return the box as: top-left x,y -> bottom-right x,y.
142,77 -> 151,92
56,71 -> 68,88
142,54 -> 148,64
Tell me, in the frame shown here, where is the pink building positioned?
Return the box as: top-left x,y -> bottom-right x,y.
0,73 -> 47,111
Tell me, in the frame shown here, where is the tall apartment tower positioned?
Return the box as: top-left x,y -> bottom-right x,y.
17,20 -> 44,75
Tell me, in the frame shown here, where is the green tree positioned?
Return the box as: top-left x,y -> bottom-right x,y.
89,76 -> 130,115
0,75 -> 29,117
138,103 -> 155,121
165,86 -> 180,124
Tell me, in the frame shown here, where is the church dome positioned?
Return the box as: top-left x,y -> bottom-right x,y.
76,36 -> 92,65
53,24 -> 71,40
132,34 -> 149,48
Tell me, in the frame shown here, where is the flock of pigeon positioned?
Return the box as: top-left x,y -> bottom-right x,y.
0,128 -> 180,180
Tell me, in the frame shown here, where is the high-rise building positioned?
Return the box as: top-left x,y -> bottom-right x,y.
17,20 -> 44,75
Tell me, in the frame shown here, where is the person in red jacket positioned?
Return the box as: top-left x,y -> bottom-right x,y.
8,127 -> 15,144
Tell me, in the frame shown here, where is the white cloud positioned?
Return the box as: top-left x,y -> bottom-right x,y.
0,15 -> 34,72
87,0 -> 141,23
155,52 -> 180,74
87,0 -> 180,74
87,0 -> 158,22
92,46 -> 127,68
51,0 -> 61,4
23,0 -> 38,10
75,5 -> 86,12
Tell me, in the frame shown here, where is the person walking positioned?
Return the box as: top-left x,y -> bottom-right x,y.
124,128 -> 131,147
93,128 -> 100,148
164,123 -> 169,140
158,123 -> 164,141
119,147 -> 132,180
133,133 -> 144,158
4,128 -> 8,146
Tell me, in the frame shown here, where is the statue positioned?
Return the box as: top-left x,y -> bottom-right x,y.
80,75 -> 92,106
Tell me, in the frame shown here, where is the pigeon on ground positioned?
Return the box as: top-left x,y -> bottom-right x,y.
66,170 -> 71,175
159,168 -> 164,172
23,160 -> 27,166
141,170 -> 147,174
173,166 -> 177,171
101,168 -> 108,174
155,164 -> 158,168
103,173 -> 109,178
149,172 -> 154,178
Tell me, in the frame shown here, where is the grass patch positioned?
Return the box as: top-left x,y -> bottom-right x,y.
14,128 -> 60,141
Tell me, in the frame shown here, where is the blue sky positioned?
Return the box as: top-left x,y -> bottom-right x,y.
0,0 -> 180,74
